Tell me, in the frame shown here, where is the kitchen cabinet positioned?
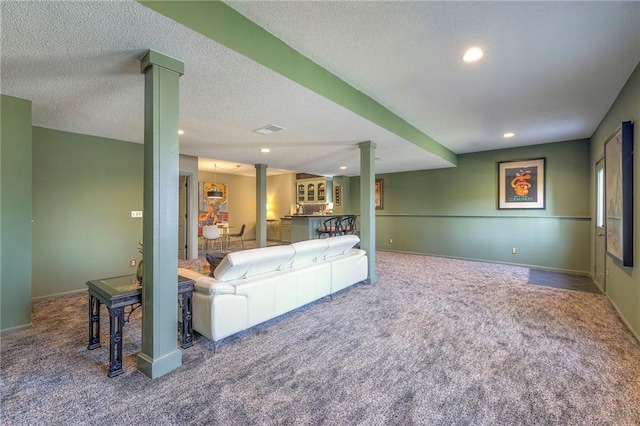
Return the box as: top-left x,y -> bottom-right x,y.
296,178 -> 331,203
307,183 -> 315,201
317,183 -> 325,201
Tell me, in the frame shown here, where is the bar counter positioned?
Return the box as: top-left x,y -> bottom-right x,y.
288,214 -> 337,243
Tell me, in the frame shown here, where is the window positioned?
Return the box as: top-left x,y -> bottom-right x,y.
596,167 -> 604,228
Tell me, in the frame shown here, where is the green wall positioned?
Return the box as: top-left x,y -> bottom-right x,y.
350,139 -> 591,273
1,95 -> 33,331
32,127 -> 144,298
590,61 -> 640,339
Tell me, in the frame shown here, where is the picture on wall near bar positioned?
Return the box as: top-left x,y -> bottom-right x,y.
497,158 -> 546,209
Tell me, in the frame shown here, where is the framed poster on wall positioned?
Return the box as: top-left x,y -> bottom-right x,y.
375,179 -> 384,210
497,158 -> 546,209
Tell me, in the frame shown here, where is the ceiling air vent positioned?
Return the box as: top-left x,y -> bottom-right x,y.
254,124 -> 285,135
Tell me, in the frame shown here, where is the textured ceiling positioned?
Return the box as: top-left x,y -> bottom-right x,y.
227,0 -> 640,153
1,1 -> 639,177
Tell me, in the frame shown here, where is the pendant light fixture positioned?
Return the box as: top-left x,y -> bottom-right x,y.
207,164 -> 224,199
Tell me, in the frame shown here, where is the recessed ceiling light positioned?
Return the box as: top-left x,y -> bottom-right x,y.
463,47 -> 483,63
254,124 -> 285,135
503,132 -> 515,138
260,148 -> 271,153
340,166 -> 347,170
178,129 -> 185,135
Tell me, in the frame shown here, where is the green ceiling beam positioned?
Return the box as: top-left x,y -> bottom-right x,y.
138,0 -> 457,166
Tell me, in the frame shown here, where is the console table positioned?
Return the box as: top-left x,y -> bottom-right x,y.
86,274 -> 195,377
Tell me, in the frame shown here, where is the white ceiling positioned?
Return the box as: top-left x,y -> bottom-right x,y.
1,1 -> 639,177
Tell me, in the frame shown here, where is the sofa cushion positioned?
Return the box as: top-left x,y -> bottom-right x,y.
323,235 -> 360,258
214,245 -> 295,281
287,239 -> 329,268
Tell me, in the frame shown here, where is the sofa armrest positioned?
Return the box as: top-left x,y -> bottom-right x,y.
178,267 -> 235,295
195,280 -> 236,295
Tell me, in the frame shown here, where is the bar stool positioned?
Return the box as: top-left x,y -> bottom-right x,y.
317,216 -> 340,238
339,215 -> 357,235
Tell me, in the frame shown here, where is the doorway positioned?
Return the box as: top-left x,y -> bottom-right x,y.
594,158 -> 606,292
178,175 -> 189,260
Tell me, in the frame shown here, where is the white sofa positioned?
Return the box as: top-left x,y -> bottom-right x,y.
178,234 -> 368,345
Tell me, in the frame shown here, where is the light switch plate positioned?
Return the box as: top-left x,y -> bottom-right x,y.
131,211 -> 143,218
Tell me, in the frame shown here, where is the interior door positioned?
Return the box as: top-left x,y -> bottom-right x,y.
594,159 -> 606,292
178,175 -> 188,260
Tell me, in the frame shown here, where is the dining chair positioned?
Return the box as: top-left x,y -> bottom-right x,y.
202,225 -> 223,251
228,224 -> 246,249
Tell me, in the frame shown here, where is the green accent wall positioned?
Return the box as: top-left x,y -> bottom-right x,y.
32,127 -> 144,298
1,94 -> 33,331
590,61 -> 640,340
137,0 -> 456,166
349,139 -> 591,273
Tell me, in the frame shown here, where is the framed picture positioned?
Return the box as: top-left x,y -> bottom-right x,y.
334,185 -> 342,206
604,121 -> 634,266
498,158 -> 546,209
375,178 -> 384,210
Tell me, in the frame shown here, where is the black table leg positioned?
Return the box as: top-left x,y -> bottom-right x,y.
180,290 -> 193,349
108,306 -> 125,377
88,295 -> 101,350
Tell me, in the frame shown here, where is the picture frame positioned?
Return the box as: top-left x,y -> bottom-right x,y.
604,121 -> 634,266
497,158 -> 546,209
375,178 -> 384,210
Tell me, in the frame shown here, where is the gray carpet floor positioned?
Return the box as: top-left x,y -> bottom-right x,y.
2,252 -> 639,425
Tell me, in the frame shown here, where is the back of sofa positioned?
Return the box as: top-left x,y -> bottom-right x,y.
287,238 -> 329,267
324,235 -> 360,258
214,245 -> 295,281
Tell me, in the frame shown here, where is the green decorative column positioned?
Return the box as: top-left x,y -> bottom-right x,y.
255,164 -> 267,248
359,141 -> 377,284
137,50 -> 184,379
0,95 -> 33,332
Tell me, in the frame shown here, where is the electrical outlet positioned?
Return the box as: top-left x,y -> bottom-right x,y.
131,211 -> 143,218
389,238 -> 393,244
130,258 -> 136,267
606,268 -> 609,277
512,247 -> 517,254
